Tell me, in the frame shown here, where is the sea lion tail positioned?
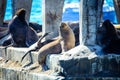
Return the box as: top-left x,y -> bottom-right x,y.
21,51 -> 30,62
21,32 -> 52,62
21,49 -> 35,62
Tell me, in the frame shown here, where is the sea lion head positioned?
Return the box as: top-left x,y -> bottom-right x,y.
59,22 -> 70,37
15,8 -> 26,21
60,22 -> 69,30
8,8 -> 28,30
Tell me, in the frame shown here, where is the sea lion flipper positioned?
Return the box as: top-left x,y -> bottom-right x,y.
21,32 -> 51,62
21,50 -> 31,62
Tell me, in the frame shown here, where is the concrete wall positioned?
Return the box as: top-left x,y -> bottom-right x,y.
42,0 -> 64,40
0,0 -> 7,27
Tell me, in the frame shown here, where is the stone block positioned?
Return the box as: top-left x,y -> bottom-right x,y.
46,45 -> 120,77
0,46 -> 6,59
0,67 -> 65,80
66,77 -> 120,80
6,47 -> 39,65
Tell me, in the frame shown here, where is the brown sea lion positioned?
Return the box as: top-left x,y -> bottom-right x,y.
37,22 -> 75,67
21,32 -> 53,62
67,21 -> 79,46
21,37 -> 62,69
21,22 -> 75,69
37,38 -> 62,64
8,8 -> 38,47
59,22 -> 75,52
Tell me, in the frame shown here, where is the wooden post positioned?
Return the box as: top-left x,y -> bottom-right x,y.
11,0 -> 32,21
79,0 -> 103,46
0,0 -> 7,27
42,0 -> 64,40
113,0 -> 120,24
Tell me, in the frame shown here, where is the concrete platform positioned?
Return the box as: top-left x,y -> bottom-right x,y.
0,45 -> 120,80
0,46 -> 38,65
46,45 -> 120,77
0,67 -> 64,80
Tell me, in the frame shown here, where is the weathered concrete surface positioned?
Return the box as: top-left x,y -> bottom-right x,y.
46,45 -> 120,77
0,45 -> 120,79
0,67 -> 65,80
11,0 -> 32,21
0,47 -> 39,65
66,77 -> 120,80
6,47 -> 38,65
0,46 -> 6,59
42,0 -> 64,40
0,58 -> 64,80
0,0 -> 6,27
79,0 -> 103,45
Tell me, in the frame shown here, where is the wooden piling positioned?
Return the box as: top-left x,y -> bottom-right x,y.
11,0 -> 32,21
0,0 -> 7,27
42,0 -> 64,40
79,0 -> 103,45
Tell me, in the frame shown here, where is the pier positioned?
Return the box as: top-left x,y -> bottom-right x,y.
0,0 -> 120,80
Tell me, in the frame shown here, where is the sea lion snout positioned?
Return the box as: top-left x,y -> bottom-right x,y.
60,22 -> 67,29
15,8 -> 26,21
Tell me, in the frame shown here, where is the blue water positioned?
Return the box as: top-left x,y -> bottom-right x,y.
4,0 -> 117,24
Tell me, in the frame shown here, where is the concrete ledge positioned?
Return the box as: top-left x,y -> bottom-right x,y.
46,45 -> 120,77
0,45 -> 120,78
1,66 -> 119,80
0,46 -> 6,59
66,77 -> 120,80
0,67 -> 65,80
0,47 -> 39,65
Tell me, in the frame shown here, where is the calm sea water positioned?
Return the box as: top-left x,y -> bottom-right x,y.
4,0 -> 117,24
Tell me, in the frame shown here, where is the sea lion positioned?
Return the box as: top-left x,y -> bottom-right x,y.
8,8 -> 38,47
59,22 -> 75,52
67,21 -> 79,46
37,23 -> 75,69
21,32 -> 53,62
97,20 -> 120,54
29,22 -> 42,33
21,37 -> 62,69
37,38 -> 62,64
21,22 -> 75,69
